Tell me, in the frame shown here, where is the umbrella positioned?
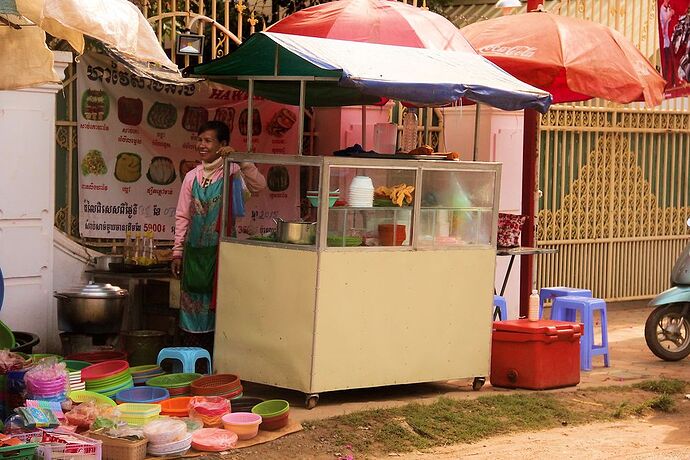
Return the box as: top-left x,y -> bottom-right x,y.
267,0 -> 476,52
1,0 -> 178,90
460,12 -> 665,106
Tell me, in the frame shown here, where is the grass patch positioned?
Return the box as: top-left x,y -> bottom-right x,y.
649,394 -> 676,412
317,394 -> 609,454
633,379 -> 686,395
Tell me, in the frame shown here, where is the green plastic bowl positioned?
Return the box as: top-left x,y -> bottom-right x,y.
0,321 -> 15,349
64,360 -> 92,371
68,390 -> 116,407
251,399 -> 290,418
146,373 -> 202,389
307,195 -> 337,208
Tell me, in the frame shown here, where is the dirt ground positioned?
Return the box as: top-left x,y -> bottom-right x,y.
226,301 -> 690,459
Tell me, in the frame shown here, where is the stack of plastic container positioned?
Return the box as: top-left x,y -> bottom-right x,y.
24,362 -> 68,403
82,360 -> 133,398
191,374 -> 242,399
145,373 -> 201,397
116,403 -> 161,426
188,396 -> 230,428
144,418 -> 192,456
130,365 -> 165,386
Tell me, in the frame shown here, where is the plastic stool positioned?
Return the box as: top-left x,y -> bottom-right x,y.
157,347 -> 212,374
551,296 -> 609,371
493,295 -> 508,321
540,287 -> 592,320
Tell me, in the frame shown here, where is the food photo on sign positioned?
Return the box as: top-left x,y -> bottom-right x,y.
76,46 -> 300,241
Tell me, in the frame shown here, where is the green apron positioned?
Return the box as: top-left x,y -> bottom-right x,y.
179,177 -> 223,333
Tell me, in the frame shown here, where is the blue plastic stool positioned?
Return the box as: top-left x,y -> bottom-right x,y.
551,296 -> 609,371
540,287 -> 592,320
157,347 -> 212,374
493,295 -> 508,321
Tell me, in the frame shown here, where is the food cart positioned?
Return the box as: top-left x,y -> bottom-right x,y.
191,31 -> 551,407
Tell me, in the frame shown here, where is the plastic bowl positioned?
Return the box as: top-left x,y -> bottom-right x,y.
230,397 -> 264,413
116,386 -> 169,404
190,374 -> 241,396
147,432 -> 192,456
146,373 -> 202,389
259,411 -> 289,431
160,396 -> 192,416
68,390 -> 116,407
64,360 -> 91,371
221,412 -> 262,440
307,196 -> 338,208
65,350 -> 127,363
81,360 -> 129,382
251,399 -> 290,418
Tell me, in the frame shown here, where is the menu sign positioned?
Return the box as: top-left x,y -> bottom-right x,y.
77,51 -> 300,239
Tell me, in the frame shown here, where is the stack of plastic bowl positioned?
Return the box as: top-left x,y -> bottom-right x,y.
160,397 -> 192,417
222,412 -> 262,440
82,360 -> 133,398
307,190 -> 339,208
252,399 -> 290,431
25,369 -> 68,402
348,176 -> 375,207
144,418 -> 192,457
115,386 -> 169,404
188,396 -> 230,428
146,373 -> 201,397
190,374 -> 242,399
117,403 -> 161,426
130,365 -> 165,386
65,360 -> 90,392
191,428 -> 238,452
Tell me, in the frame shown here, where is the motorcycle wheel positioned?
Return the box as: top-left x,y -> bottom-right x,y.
644,304 -> 690,361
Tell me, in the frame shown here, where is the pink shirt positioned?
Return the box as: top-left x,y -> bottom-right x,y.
173,162 -> 266,258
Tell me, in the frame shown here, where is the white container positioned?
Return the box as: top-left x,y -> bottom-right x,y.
348,176 -> 374,207
528,289 -> 540,321
373,123 -> 398,154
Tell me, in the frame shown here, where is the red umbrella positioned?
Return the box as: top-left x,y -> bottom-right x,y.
267,0 -> 476,52
461,12 -> 665,106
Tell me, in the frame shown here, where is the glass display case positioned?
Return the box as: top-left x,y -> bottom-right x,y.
214,153 -> 502,406
221,153 -> 501,251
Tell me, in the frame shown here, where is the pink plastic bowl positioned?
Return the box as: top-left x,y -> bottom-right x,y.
221,412 -> 262,440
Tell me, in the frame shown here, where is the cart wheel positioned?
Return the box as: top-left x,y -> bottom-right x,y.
472,377 -> 486,391
305,394 -> 319,410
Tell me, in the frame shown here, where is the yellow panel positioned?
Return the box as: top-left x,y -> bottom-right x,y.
312,249 -> 495,392
215,243 -> 317,392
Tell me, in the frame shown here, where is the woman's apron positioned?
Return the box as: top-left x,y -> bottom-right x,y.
179,177 -> 223,333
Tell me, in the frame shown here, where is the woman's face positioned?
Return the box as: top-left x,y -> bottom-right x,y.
197,129 -> 227,163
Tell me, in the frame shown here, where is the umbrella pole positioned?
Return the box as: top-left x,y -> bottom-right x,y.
519,109 -> 539,315
361,105 -> 367,150
472,103 -> 480,161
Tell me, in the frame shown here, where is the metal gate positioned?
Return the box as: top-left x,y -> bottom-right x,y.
537,106 -> 690,300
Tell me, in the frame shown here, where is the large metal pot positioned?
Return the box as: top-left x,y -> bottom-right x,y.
94,255 -> 123,271
273,217 -> 316,244
54,283 -> 128,334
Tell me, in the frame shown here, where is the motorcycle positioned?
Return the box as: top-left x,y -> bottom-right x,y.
645,219 -> 690,360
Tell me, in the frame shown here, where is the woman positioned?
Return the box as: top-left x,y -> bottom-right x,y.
171,120 -> 266,352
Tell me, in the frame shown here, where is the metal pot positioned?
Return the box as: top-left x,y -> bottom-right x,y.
94,255 -> 123,271
54,283 -> 128,334
273,217 -> 317,244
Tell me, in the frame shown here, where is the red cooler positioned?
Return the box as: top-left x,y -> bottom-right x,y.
490,319 -> 582,390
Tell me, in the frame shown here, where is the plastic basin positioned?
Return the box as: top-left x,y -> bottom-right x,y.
115,386 -> 169,404
230,397 -> 264,413
146,373 -> 201,389
222,412 -> 262,440
68,390 -> 116,407
251,399 -> 290,418
65,350 -> 127,363
81,360 -> 129,381
11,331 -> 39,354
259,411 -> 289,431
190,374 -> 240,396
160,396 -> 192,416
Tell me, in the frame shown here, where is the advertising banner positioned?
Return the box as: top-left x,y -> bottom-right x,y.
77,51 -> 300,239
658,0 -> 690,97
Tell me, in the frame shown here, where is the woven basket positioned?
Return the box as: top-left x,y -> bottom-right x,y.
86,431 -> 148,460
191,374 -> 241,396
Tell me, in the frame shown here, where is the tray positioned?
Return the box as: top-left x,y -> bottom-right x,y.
334,151 -> 451,161
108,262 -> 170,273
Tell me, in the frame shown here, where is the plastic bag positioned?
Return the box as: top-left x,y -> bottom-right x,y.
0,351 -> 27,374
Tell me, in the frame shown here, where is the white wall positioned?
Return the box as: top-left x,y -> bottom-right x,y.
0,51 -> 71,352
443,105 -> 525,318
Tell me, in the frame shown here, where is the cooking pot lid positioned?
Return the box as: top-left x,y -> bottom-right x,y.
56,282 -> 128,298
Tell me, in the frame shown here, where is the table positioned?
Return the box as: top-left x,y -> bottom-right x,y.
85,270 -> 178,331
495,247 -> 559,296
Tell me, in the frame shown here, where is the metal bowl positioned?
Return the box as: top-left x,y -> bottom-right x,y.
54,283 -> 128,334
